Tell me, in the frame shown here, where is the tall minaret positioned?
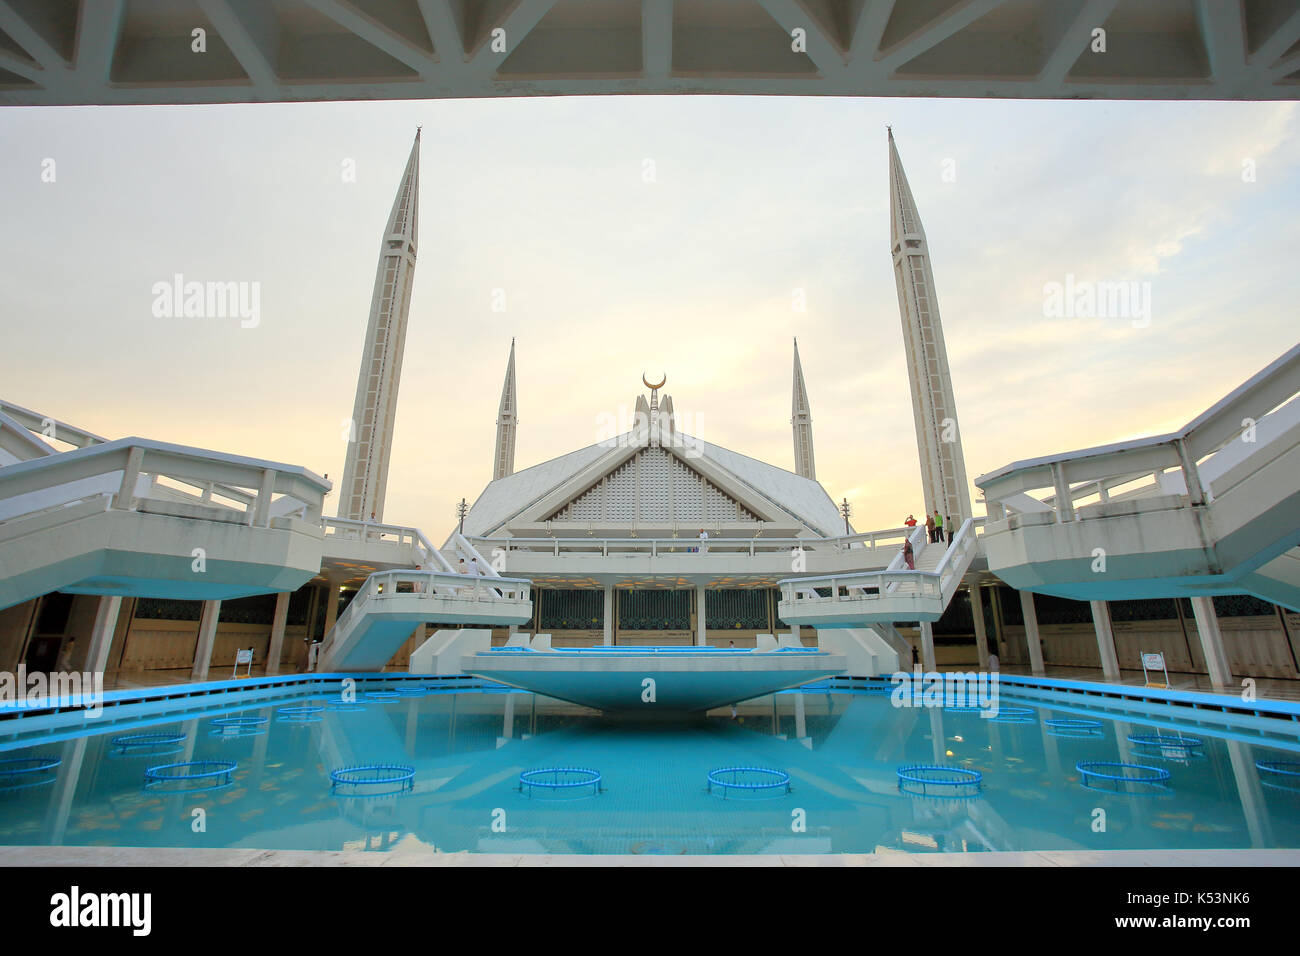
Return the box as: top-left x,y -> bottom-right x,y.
888,128 -> 971,525
493,338 -> 518,480
791,338 -> 816,479
339,130 -> 420,521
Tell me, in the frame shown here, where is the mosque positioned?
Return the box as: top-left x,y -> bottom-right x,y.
0,127 -> 1297,697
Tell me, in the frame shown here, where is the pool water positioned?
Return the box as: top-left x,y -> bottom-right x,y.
1,689 -> 1297,855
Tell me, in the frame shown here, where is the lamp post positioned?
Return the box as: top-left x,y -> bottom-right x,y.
456,497 -> 468,534
840,498 -> 851,536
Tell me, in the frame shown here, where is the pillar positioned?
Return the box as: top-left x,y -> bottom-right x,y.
919,621 -> 937,672
266,591 -> 290,676
1190,596 -> 1232,690
1089,600 -> 1121,682
323,583 -> 340,639
190,600 -> 222,682
84,596 -> 122,676
970,587 -> 990,671
794,691 -> 807,740
695,585 -> 707,646
603,585 -> 613,646
1019,590 -> 1045,675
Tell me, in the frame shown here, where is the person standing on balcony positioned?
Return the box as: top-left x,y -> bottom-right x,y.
933,510 -> 944,544
698,529 -> 709,555
903,537 -> 915,570
925,512 -> 935,543
904,514 -> 917,529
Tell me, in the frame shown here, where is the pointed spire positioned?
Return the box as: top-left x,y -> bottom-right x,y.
791,338 -> 816,479
888,125 -> 923,251
338,130 -> 421,521
493,338 -> 517,480
384,128 -> 420,253
888,130 -> 971,526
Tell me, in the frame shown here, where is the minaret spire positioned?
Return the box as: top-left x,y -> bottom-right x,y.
493,338 -> 518,480
791,338 -> 816,480
339,129 -> 420,521
888,129 -> 971,526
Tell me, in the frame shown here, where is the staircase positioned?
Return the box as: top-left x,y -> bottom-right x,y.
0,436 -> 330,610
776,518 -> 980,628
977,343 -> 1300,610
317,569 -> 532,672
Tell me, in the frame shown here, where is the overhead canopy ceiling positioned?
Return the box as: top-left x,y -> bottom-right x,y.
0,0 -> 1297,106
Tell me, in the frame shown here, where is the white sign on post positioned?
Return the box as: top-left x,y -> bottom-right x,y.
1140,651 -> 1169,688
233,647 -> 253,678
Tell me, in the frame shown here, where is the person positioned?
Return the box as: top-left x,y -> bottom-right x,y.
698,529 -> 709,555
925,512 -> 935,543
413,563 -> 423,594
902,537 -> 915,570
945,515 -> 954,545
904,514 -> 917,528
933,510 -> 944,543
306,638 -> 321,672
728,640 -> 735,647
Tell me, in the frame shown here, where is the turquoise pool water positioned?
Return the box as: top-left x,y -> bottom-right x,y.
1,688 -> 1297,855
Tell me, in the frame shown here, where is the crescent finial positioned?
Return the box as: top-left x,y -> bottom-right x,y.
642,372 -> 666,390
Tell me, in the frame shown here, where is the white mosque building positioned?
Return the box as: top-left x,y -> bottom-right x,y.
1,128 -> 1297,696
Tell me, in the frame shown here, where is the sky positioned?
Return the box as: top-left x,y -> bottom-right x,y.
1,94 -> 1297,536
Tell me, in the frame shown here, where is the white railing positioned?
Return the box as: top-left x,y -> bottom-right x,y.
322,516 -> 455,572
466,524 -> 927,560
775,518 -> 977,615
320,568 -> 531,660
975,343 -> 1300,524
0,436 -> 329,530
448,530 -> 502,577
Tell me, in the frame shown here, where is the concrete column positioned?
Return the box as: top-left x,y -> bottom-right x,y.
695,585 -> 707,646
919,621 -> 936,672
1089,600 -> 1121,682
970,586 -> 990,670
324,585 -> 340,636
265,591 -> 290,676
190,600 -> 222,681
84,596 -> 122,676
1019,590 -> 1045,675
794,691 -> 806,740
1190,596 -> 1233,689
603,585 -> 613,646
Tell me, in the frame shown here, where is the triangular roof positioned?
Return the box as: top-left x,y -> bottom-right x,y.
461,429 -> 846,539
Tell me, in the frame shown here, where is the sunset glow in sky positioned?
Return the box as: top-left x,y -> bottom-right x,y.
2,95 -> 1297,535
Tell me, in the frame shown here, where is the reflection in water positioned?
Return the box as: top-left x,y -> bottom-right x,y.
0,689 -> 1296,856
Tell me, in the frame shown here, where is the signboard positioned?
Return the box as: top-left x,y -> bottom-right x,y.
1140,650 -> 1169,689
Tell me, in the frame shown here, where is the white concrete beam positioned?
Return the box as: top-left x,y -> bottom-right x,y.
642,0 -> 673,79
1020,590 -> 1044,675
875,0 -> 1003,75
417,0 -> 468,72
1038,0 -> 1118,87
1089,599 -> 1120,681
190,599 -> 222,681
756,0 -> 847,79
465,0 -> 558,81
196,0 -> 282,94
266,590 -> 290,676
301,0 -> 438,77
